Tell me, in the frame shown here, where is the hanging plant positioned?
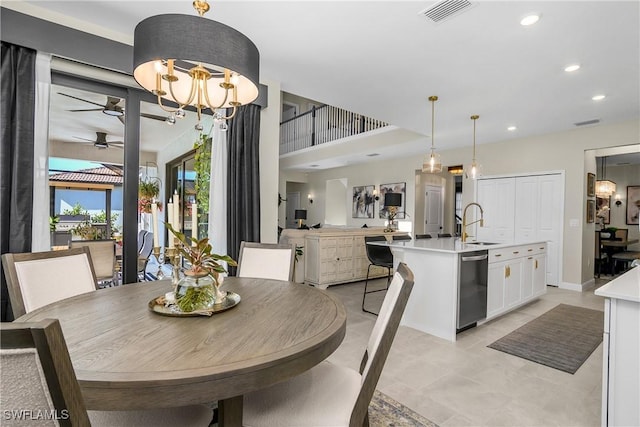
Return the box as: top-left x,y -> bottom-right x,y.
193,134 -> 212,216
138,180 -> 161,214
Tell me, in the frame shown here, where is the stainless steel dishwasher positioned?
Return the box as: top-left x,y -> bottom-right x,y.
457,250 -> 488,331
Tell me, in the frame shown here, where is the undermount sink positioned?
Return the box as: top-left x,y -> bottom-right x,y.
467,241 -> 500,246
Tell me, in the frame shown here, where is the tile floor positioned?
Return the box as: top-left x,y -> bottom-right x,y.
325,277 -> 610,427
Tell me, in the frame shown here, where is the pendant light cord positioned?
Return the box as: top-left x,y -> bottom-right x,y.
429,95 -> 438,153
471,115 -> 479,161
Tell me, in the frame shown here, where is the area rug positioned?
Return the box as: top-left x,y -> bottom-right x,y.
487,303 -> 604,374
370,390 -> 438,427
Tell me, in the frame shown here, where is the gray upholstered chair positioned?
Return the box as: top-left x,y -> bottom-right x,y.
70,239 -> 117,287
415,234 -> 432,239
243,263 -> 414,427
392,234 -> 412,241
0,319 -> 213,427
1,247 -> 98,318
237,241 -> 296,281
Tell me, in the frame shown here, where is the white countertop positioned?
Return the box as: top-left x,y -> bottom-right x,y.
595,267 -> 640,303
370,237 -> 547,254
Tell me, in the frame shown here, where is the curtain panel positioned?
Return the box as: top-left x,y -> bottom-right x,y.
0,42 -> 37,321
226,104 -> 261,273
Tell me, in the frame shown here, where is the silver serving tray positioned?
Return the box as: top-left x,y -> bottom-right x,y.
149,291 -> 241,317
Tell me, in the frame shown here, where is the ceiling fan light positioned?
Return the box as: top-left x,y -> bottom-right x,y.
103,109 -> 124,117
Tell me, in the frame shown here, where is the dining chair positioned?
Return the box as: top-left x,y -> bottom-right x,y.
70,239 -> 117,287
0,319 -> 213,427
392,234 -> 412,241
243,263 -> 415,427
611,250 -> 640,274
237,241 -> 296,281
438,233 -> 452,238
138,229 -> 149,252
594,231 -> 608,278
362,236 -> 393,316
138,231 -> 155,280
415,233 -> 432,239
1,247 -> 98,319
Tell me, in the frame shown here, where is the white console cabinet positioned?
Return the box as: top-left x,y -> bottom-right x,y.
486,242 -> 547,320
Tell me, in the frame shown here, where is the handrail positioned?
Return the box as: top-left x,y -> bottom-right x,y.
279,104 -> 389,155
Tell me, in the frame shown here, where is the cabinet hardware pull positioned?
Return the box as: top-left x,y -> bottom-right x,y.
528,257 -> 533,259
495,254 -> 502,257
513,251 -> 519,254
535,260 -> 538,269
539,247 -> 544,250
528,249 -> 533,252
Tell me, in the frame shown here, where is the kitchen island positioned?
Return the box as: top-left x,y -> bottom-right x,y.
371,237 -> 547,342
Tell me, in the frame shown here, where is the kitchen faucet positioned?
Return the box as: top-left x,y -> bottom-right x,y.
462,202 -> 484,243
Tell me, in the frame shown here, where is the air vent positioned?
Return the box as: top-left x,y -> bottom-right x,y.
574,119 -> 600,127
366,153 -> 380,157
419,0 -> 475,23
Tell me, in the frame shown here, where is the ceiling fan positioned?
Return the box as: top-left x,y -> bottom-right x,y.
74,131 -> 124,149
59,92 -> 167,123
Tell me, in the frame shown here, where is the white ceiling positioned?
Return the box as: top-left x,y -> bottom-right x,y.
5,0 -> 640,168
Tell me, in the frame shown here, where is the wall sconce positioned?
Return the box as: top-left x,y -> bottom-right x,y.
307,194 -> 313,204
615,194 -> 622,206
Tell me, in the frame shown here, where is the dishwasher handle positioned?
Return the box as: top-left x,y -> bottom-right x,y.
461,254 -> 488,262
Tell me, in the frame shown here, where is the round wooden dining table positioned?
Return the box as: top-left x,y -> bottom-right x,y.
17,277 -> 347,426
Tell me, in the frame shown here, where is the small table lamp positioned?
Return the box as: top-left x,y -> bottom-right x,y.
384,193 -> 402,232
295,209 -> 307,229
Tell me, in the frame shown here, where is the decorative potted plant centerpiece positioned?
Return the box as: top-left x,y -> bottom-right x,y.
166,223 -> 237,313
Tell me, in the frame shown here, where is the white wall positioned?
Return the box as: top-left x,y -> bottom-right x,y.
297,119 -> 639,288
259,78 -> 281,243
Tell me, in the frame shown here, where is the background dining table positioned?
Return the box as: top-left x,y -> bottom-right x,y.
16,277 -> 347,426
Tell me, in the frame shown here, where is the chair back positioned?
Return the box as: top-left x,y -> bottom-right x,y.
438,233 -> 452,238
0,319 -> 91,426
615,228 -> 628,241
392,234 -> 412,241
595,231 -> 604,259
1,247 -> 98,318
139,232 -> 154,259
351,263 -> 414,425
137,230 -> 148,252
70,239 -> 115,282
364,236 -> 393,267
415,234 -> 432,239
237,242 -> 296,281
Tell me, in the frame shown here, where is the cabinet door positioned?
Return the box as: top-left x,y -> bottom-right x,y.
487,262 -> 506,318
504,259 -> 522,308
521,256 -> 534,300
532,253 -> 546,296
335,237 -> 354,281
514,176 -> 538,240
476,178 -> 515,242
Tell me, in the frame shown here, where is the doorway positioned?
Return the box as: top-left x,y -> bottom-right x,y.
286,192 -> 301,229
424,184 -> 443,234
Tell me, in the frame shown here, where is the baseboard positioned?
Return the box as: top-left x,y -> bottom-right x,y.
559,280 -> 592,292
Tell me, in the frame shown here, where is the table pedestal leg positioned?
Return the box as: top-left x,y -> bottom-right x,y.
218,395 -> 243,427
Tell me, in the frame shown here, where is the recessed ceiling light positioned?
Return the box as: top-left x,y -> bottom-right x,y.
507,126 -> 517,131
520,14 -> 540,26
564,64 -> 580,72
592,94 -> 606,101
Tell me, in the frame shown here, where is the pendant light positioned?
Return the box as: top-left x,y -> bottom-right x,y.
422,96 -> 443,173
466,115 -> 481,179
595,156 -> 616,197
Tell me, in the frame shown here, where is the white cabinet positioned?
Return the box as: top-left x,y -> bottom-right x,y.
486,243 -> 547,320
304,230 -> 406,288
476,173 -> 562,285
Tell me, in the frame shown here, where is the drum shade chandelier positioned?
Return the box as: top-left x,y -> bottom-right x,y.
422,96 -> 443,174
595,156 -> 616,197
466,115 -> 482,179
133,0 -> 260,130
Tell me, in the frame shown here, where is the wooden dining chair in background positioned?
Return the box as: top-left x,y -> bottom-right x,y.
0,319 -> 213,427
237,241 -> 296,281
70,239 -> 117,287
243,263 -> 415,427
1,247 -> 98,319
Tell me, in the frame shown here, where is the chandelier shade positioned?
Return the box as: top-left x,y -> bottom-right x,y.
133,12 -> 260,122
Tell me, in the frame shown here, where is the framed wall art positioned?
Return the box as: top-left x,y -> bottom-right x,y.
586,199 -> 595,223
587,173 -> 595,197
379,182 -> 406,219
352,185 -> 375,218
596,196 -> 611,224
626,185 -> 640,225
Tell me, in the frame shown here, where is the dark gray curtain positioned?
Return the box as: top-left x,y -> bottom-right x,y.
0,42 -> 36,321
227,104 -> 261,274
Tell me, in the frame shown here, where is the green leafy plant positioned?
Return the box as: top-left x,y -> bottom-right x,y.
193,134 -> 212,217
166,222 -> 237,279
62,202 -> 88,217
49,215 -> 59,232
295,245 -> 304,263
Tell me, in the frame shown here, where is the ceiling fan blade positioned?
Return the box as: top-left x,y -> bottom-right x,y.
68,108 -> 103,112
106,96 -> 122,106
108,141 -> 125,145
141,112 -> 167,121
73,136 -> 96,142
58,92 -> 105,108
117,115 -> 125,125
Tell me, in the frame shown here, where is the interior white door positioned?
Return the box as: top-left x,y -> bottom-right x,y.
286,192 -> 300,229
424,185 -> 443,234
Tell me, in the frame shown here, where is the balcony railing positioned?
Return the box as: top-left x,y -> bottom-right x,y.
279,105 -> 388,155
